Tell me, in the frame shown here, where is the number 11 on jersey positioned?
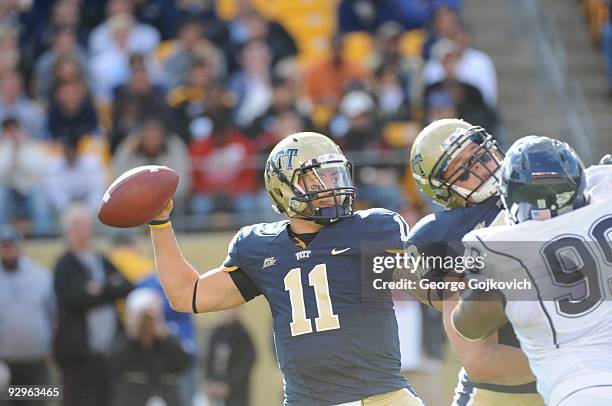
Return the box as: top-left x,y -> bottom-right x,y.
284,264 -> 340,336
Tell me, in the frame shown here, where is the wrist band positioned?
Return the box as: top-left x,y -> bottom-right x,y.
149,220 -> 172,229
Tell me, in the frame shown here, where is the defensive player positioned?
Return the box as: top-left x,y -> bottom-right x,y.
149,132 -> 424,405
404,119 -> 543,405
452,136 -> 612,405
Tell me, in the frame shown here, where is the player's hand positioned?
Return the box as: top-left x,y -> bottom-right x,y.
153,199 -> 174,221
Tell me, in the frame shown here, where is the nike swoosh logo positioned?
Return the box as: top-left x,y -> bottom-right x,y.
331,248 -> 351,255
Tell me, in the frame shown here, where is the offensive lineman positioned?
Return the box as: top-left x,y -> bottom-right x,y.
404,119 -> 543,405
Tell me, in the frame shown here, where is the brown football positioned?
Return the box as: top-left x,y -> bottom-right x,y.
98,165 -> 179,228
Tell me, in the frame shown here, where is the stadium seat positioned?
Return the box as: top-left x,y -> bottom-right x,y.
342,31 -> 374,67
399,29 -> 426,58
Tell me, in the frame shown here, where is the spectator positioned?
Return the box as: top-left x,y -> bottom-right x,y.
0,226 -> 55,406
47,78 -> 99,143
228,40 -> 275,129
248,76 -> 312,138
423,89 -> 457,125
174,0 -> 229,47
45,137 -> 106,214
53,203 -> 132,406
423,39 -> 498,131
338,0 -> 404,33
336,90 -> 407,211
131,0 -> 180,40
0,1 -> 22,29
162,18 -> 225,90
109,235 -> 200,406
89,13 -> 161,104
205,309 -> 256,406
421,5 -> 462,61
88,0 -> 160,57
369,22 -> 413,80
0,24 -> 20,79
189,109 -> 259,216
111,56 -> 168,152
0,70 -> 46,139
34,27 -> 89,102
0,118 -> 53,236
114,118 -> 191,210
252,108 -> 307,155
49,55 -> 87,94
423,29 -> 498,107
333,90 -> 380,151
227,8 -> 297,73
110,288 -> 191,406
167,58 -> 222,144
21,0 -> 86,74
304,34 -> 369,127
373,63 -> 412,122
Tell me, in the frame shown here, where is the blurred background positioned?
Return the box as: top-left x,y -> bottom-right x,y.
0,0 -> 611,405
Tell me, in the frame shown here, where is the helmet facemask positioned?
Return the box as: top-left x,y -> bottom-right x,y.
429,126 -> 504,207
267,154 -> 356,224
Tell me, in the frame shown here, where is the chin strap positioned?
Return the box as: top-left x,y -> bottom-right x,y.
313,206 -> 347,225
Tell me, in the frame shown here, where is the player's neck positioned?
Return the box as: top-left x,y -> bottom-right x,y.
289,217 -> 324,234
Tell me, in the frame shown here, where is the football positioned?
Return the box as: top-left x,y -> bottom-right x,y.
98,165 -> 179,228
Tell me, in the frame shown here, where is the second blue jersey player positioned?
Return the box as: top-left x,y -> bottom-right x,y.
406,119 -> 544,406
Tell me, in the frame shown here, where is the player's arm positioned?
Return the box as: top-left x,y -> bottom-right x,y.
451,288 -> 508,341
390,246 -> 443,311
451,233 -> 509,339
443,297 -> 534,384
149,202 -> 246,313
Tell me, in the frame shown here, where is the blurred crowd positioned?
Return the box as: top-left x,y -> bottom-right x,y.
0,0 -> 501,236
0,215 -> 256,406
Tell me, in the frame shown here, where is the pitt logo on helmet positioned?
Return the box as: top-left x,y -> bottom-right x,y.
272,148 -> 299,170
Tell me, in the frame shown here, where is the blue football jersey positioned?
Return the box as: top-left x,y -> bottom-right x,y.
407,197 -> 538,396
223,208 -> 411,405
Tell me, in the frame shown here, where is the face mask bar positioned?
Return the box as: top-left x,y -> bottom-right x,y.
290,159 -> 356,224
429,126 -> 504,204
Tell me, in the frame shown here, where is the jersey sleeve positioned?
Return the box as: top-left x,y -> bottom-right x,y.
375,210 -> 410,253
404,214 -> 463,306
222,229 -> 243,271
222,228 -> 262,302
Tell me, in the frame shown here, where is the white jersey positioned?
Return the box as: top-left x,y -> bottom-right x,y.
463,165 -> 612,405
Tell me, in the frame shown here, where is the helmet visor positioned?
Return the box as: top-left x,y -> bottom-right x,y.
291,159 -> 355,222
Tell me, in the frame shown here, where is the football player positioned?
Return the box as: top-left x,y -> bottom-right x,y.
403,119 -> 544,405
149,132 -> 425,405
452,136 -> 612,405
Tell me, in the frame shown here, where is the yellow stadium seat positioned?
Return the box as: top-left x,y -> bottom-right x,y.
399,29 -> 425,58
383,121 -> 420,148
155,39 -> 177,63
342,31 -> 374,67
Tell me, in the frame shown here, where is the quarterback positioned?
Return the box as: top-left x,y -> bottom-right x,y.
453,136 -> 612,405
149,132 -> 424,405
403,119 -> 543,405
